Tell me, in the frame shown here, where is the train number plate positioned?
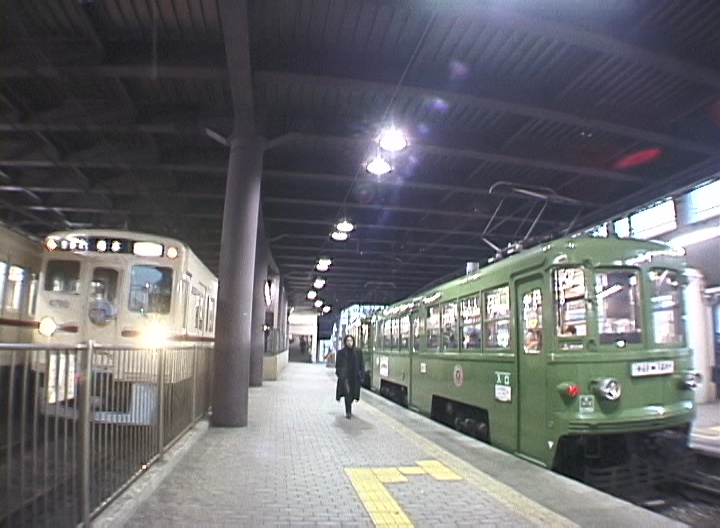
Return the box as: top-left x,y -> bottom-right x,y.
631,360 -> 674,377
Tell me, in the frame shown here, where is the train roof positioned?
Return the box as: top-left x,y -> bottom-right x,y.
380,236 -> 685,316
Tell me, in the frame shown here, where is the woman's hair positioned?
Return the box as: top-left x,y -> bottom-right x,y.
344,335 -> 355,347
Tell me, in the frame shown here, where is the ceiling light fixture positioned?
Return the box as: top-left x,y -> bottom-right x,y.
366,155 -> 391,176
313,278 -> 326,289
378,127 -> 407,152
322,305 -> 331,314
307,290 -> 318,300
314,299 -> 324,308
331,230 -> 349,241
335,218 -> 354,232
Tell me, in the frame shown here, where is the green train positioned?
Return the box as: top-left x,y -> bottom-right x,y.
350,236 -> 700,485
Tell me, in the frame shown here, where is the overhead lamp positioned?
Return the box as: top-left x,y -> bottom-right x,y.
336,218 -> 354,232
322,305 -> 331,314
307,290 -> 318,300
331,230 -> 349,241
366,155 -> 391,176
378,128 -> 407,152
313,278 -> 326,289
316,257 -> 332,271
314,299 -> 324,308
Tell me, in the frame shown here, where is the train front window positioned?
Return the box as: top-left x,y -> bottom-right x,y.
649,269 -> 683,345
129,265 -> 173,314
44,260 -> 81,294
554,267 -> 587,337
595,270 -> 642,345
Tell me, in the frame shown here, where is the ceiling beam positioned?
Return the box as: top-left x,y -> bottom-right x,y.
256,71 -> 719,157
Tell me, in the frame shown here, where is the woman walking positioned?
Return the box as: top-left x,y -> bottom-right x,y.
335,335 -> 364,419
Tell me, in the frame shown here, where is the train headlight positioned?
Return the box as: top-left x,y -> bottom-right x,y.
593,378 -> 622,401
139,324 -> 169,348
38,317 -> 58,337
679,372 -> 702,390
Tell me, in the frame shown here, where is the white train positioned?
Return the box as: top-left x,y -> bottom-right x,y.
28,229 -> 218,423
0,224 -> 42,352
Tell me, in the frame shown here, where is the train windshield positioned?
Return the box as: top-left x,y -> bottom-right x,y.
595,270 -> 642,344
649,269 -> 683,345
128,265 -> 173,314
44,260 -> 81,294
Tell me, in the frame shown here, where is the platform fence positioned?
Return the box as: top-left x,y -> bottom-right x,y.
0,342 -> 213,527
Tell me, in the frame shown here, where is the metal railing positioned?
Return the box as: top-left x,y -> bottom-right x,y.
0,342 -> 213,527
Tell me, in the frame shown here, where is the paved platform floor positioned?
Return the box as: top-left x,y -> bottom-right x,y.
98,363 -> 690,527
690,397 -> 720,456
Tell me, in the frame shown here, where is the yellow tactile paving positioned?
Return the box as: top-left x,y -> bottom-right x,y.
372,467 -> 408,483
361,403 -> 578,528
416,459 -> 462,480
397,466 -> 426,475
345,468 -> 414,527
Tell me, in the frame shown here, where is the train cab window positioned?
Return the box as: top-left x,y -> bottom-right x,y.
649,270 -> 683,345
554,267 -> 588,337
399,315 -> 410,350
426,306 -> 441,351
595,270 -> 642,345
88,268 -> 119,326
521,289 -> 543,354
460,295 -> 482,350
129,265 -> 173,314
484,286 -> 510,349
442,302 -> 459,351
44,260 -> 81,294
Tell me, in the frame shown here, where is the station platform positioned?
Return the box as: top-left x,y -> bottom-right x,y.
690,397 -> 720,457
97,363 -> 705,527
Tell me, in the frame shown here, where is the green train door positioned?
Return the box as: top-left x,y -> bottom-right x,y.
515,275 -> 547,464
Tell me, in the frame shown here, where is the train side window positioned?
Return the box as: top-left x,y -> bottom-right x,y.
554,267 -> 587,337
207,297 -> 216,333
595,270 -> 642,344
44,260 -> 81,294
426,306 -> 441,351
0,261 -> 6,315
399,315 -> 410,350
382,319 -> 392,349
649,269 -> 682,345
27,273 -> 39,316
484,286 -> 510,349
442,301 -> 459,352
522,289 -> 543,354
390,318 -> 399,348
2,265 -> 25,312
460,295 -> 482,350
412,313 -> 424,352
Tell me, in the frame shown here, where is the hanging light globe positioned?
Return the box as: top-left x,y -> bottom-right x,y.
313,278 -> 326,289
366,155 -> 391,176
314,299 -> 324,308
307,290 -> 318,300
331,230 -> 349,241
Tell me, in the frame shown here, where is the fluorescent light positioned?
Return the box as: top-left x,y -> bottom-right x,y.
366,155 -> 391,175
596,283 -> 622,300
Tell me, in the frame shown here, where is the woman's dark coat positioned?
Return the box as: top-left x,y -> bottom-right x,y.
335,346 -> 364,402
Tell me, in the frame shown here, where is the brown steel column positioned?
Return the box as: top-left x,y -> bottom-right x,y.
249,211 -> 267,387
211,135 -> 263,427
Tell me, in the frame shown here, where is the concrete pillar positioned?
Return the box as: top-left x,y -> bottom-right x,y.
250,212 -> 268,387
211,135 -> 263,427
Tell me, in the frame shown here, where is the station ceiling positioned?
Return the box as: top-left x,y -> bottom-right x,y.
2,0 -> 720,314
